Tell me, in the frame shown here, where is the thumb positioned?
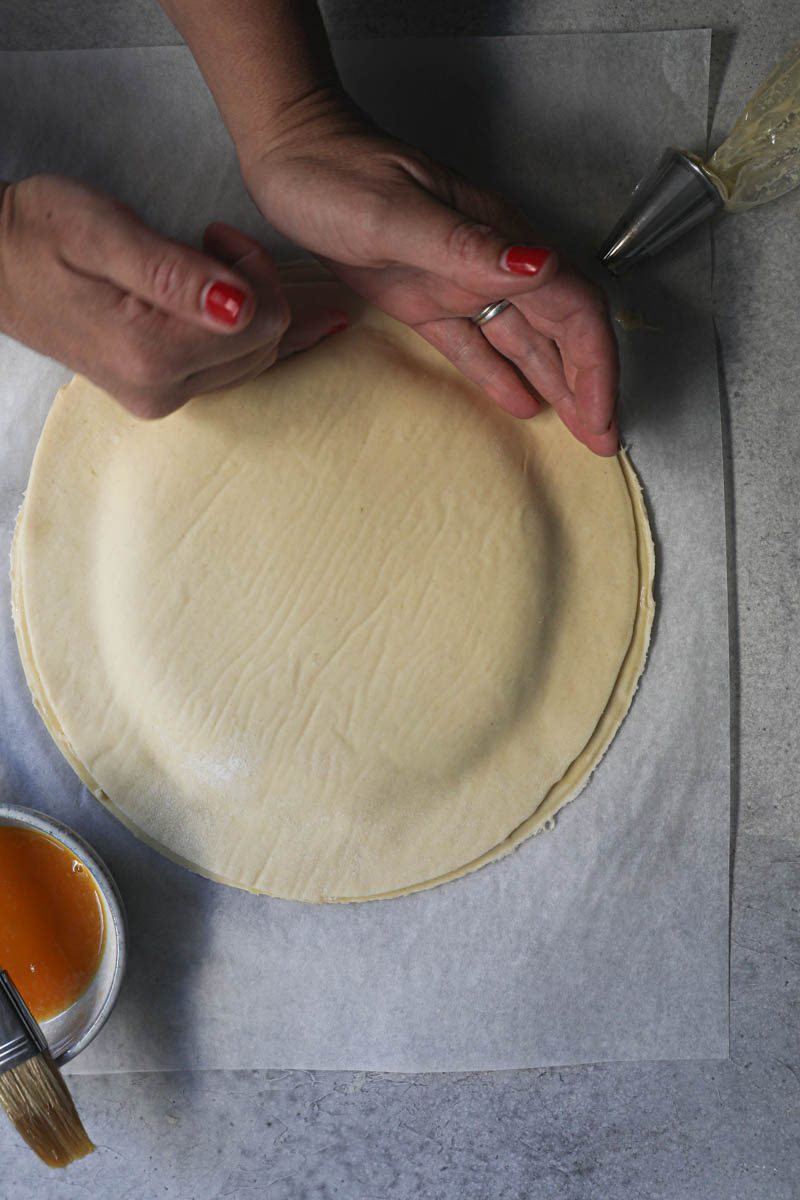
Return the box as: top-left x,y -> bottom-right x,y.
373,181 -> 558,298
68,199 -> 257,334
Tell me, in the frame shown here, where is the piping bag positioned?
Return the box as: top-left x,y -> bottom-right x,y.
600,39 -> 800,274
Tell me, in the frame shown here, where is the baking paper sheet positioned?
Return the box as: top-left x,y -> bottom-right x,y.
0,31 -> 729,1072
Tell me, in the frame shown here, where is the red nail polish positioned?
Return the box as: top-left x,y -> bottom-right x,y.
204,281 -> 245,326
502,246 -> 552,275
326,320 -> 348,337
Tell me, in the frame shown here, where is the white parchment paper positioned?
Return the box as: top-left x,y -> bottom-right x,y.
0,31 -> 730,1072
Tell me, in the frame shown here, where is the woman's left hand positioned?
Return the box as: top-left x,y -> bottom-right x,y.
242,107 -> 619,456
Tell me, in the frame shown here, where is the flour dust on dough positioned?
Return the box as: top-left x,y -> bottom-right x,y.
12,271 -> 654,902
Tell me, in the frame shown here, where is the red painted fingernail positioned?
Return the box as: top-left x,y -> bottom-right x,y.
204,280 -> 245,326
502,246 -> 552,275
326,320 -> 348,337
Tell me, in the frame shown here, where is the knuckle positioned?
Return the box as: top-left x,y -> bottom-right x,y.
24,176 -> 114,262
20,174 -> 54,216
393,149 -> 441,193
448,331 -> 479,371
146,251 -> 192,308
63,206 -> 102,262
445,219 -> 495,267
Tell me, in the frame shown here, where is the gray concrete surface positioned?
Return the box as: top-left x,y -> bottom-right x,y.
3,2 -> 800,1197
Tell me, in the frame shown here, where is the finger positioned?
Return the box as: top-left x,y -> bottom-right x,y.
574,360 -> 618,439
184,342 -> 281,396
110,289 -> 314,388
204,222 -> 347,350
203,221 -> 284,292
478,304 -> 571,407
415,317 -> 541,419
278,309 -> 347,358
169,312 -> 345,400
512,266 -> 619,436
564,311 -> 619,437
546,389 -> 618,457
63,201 -> 257,334
89,314 -> 281,421
473,304 -> 617,455
108,224 -> 290,377
360,179 -> 559,301
36,237 -> 276,415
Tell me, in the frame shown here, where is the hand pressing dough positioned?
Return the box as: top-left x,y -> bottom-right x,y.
12,272 -> 654,902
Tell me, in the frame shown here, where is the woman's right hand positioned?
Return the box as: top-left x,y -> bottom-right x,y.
0,175 -> 346,419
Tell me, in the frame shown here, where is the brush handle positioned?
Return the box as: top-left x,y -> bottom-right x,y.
0,970 -> 47,1074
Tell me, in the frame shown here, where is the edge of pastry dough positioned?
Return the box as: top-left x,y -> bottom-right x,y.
11,496 -> 100,793
11,441 -> 655,904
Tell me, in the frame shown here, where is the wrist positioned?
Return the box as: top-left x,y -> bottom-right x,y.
237,85 -> 372,179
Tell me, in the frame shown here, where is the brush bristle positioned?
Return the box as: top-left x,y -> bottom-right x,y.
0,1051 -> 95,1167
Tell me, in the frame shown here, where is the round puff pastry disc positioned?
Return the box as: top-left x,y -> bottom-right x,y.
12,274 -> 654,902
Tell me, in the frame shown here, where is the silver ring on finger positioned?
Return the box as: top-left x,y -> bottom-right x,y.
470,299 -> 511,327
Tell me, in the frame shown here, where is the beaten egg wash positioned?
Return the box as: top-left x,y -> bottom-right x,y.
0,825 -> 105,1022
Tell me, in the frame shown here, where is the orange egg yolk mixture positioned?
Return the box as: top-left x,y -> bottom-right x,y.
0,825 -> 105,1022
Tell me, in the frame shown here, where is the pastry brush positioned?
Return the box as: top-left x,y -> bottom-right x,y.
0,969 -> 95,1167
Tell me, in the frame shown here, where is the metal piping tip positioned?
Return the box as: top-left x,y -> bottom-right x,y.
599,148 -> 726,275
